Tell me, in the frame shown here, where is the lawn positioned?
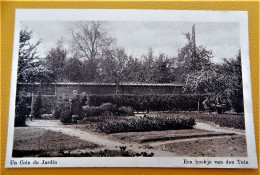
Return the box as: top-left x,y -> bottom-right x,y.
12,127 -> 99,157
156,136 -> 247,157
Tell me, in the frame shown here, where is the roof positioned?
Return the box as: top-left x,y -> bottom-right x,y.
18,82 -> 183,87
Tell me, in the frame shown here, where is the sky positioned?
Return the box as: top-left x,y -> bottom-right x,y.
21,21 -> 240,63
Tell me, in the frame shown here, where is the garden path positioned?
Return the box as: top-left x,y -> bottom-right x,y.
26,119 -> 244,156
149,122 -> 245,147
194,122 -> 245,135
26,119 -> 177,157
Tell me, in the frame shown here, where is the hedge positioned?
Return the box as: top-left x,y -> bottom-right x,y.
98,115 -> 195,133
89,94 -> 205,112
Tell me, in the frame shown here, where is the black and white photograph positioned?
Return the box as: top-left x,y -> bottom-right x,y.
5,9 -> 257,168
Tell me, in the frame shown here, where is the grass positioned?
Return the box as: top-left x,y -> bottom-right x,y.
170,112 -> 245,130
12,127 -> 99,157
156,136 -> 247,157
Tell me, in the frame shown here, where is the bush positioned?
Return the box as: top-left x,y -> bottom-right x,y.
82,103 -> 134,117
82,106 -> 102,117
118,106 -> 134,116
60,110 -> 72,124
32,92 -> 42,118
100,103 -> 117,113
55,96 -> 72,124
53,99 -> 63,119
15,97 -> 28,126
98,115 -> 195,133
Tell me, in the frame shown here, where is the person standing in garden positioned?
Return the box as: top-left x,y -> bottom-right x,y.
202,97 -> 211,114
80,92 -> 88,106
70,90 -> 81,123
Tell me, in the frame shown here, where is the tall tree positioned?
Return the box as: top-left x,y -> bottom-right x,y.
63,57 -> 85,82
97,48 -> 129,93
175,31 -> 212,83
221,50 -> 243,113
71,21 -> 115,81
18,28 -> 53,83
152,53 -> 173,83
45,39 -> 67,82
71,21 -> 115,60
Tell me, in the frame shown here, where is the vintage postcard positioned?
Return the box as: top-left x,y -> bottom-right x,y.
5,9 -> 257,168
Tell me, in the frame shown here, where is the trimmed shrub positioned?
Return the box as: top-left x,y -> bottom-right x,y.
82,106 -> 102,117
82,103 -> 134,117
60,110 -> 72,124
98,115 -> 195,133
53,99 -> 63,119
15,97 -> 28,126
32,92 -> 42,118
56,96 -> 72,124
100,103 -> 117,113
118,106 -> 134,116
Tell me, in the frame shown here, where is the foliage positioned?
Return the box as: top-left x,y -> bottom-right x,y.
44,39 -> 67,82
56,96 -> 72,124
63,58 -> 85,82
88,94 -> 205,112
97,48 -> 129,87
98,115 -> 195,133
174,33 -> 213,83
82,103 -> 134,117
182,112 -> 245,130
221,51 -> 243,113
18,28 -> 54,83
31,92 -> 42,118
184,50 -> 243,113
15,96 -> 29,126
184,65 -> 227,96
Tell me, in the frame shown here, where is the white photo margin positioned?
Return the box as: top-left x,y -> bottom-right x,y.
5,9 -> 258,168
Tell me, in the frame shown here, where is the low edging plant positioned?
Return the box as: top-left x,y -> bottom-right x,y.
98,115 -> 195,133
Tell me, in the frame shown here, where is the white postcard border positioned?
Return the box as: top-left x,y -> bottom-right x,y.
5,9 -> 258,168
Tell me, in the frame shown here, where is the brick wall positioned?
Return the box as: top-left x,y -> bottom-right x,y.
16,83 -> 184,114
17,83 -> 183,97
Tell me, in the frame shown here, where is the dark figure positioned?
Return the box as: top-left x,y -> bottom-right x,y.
203,97 -> 211,114
215,96 -> 225,114
70,90 -> 81,123
80,92 -> 88,106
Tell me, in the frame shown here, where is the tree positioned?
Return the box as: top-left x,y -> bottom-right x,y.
71,21 -> 115,81
175,32 -> 212,83
184,50 -> 243,113
71,21 -> 115,60
97,48 -> 129,93
18,28 -> 53,83
221,50 -> 243,113
45,39 -> 67,82
63,57 -> 85,82
152,53 -> 173,83
124,56 -> 143,82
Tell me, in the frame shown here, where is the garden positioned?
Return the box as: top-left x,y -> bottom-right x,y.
13,92 -> 246,158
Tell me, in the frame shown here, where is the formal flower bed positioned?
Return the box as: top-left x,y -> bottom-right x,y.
98,115 -> 195,133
